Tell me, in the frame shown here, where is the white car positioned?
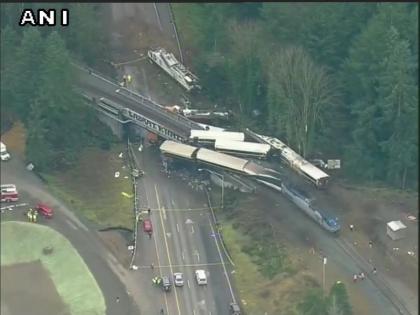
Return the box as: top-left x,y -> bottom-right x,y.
1,142 -> 10,161
173,272 -> 184,287
195,269 -> 207,285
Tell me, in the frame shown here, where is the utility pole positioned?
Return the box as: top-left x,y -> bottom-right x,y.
323,256 -> 327,295
198,168 -> 224,210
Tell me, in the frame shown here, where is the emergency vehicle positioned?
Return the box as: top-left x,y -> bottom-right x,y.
0,184 -> 19,202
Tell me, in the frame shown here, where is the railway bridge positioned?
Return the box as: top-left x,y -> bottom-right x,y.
74,64 -> 203,142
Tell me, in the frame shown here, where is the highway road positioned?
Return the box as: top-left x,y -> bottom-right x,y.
133,146 -> 236,315
75,66 -> 203,139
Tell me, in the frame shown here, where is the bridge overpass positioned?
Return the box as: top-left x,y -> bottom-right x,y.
74,64 -> 203,141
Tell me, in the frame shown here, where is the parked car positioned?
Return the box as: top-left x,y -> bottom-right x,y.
173,272 -> 184,287
161,275 -> 171,292
230,302 -> 241,315
35,203 -> 53,218
195,269 -> 207,285
1,142 -> 11,161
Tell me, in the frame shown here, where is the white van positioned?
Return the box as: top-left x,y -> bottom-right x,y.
195,269 -> 207,285
1,142 -> 11,161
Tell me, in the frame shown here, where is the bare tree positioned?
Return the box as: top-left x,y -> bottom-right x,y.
267,46 -> 337,157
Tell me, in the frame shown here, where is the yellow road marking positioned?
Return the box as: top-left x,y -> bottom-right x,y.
155,184 -> 182,315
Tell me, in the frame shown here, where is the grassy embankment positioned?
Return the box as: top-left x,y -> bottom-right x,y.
1,221 -> 106,315
208,189 -> 317,314
2,122 -> 133,230
222,222 -> 320,315
42,145 -> 133,229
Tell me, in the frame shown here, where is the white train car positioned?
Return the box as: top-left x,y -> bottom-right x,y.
246,129 -> 330,188
189,130 -> 245,143
214,139 -> 271,159
196,148 -> 249,173
148,48 -> 200,91
159,140 -> 199,160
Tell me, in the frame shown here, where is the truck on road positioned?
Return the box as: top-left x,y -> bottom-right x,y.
1,184 -> 19,202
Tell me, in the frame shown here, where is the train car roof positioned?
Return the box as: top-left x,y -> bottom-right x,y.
160,140 -> 198,159
196,148 -> 249,172
215,139 -> 271,154
190,130 -> 245,141
299,162 -> 329,180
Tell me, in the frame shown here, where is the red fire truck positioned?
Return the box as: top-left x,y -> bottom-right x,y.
1,184 -> 19,202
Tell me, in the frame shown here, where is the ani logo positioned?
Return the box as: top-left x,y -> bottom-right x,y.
19,9 -> 69,26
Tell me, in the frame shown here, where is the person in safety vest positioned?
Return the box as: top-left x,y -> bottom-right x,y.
27,209 -> 33,222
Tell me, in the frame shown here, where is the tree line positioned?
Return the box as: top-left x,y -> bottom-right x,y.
0,3 -> 114,171
173,3 -> 418,190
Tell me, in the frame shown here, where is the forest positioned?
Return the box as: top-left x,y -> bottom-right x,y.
0,3 -> 114,170
173,3 -> 418,190
0,3 -> 418,190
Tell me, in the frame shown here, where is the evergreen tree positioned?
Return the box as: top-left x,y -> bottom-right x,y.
225,21 -> 264,119
327,282 -> 352,315
61,4 -> 107,65
29,31 -> 85,169
0,27 -> 19,114
13,28 -> 44,122
377,27 -> 418,189
297,288 -> 327,315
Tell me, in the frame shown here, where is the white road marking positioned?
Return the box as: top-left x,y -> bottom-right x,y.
162,205 -> 167,220
66,219 -> 78,230
207,215 -> 237,303
155,184 -> 181,315
137,262 -> 224,268
1,202 -> 28,210
193,308 -> 196,315
182,251 -> 185,261
193,250 -> 200,262
176,223 -> 180,233
191,225 -> 195,234
75,220 -> 89,232
187,279 -> 191,289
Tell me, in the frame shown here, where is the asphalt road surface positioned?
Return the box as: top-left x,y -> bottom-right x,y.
132,146 -> 236,315
0,157 -> 140,315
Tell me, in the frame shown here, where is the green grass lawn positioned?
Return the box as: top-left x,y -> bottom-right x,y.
1,221 -> 106,315
42,145 -> 134,229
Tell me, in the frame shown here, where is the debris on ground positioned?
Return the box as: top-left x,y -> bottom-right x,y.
118,152 -> 123,158
406,215 -> 417,221
121,192 -> 133,198
115,171 -> 120,178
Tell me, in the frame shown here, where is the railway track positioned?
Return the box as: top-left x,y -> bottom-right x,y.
334,237 -> 413,315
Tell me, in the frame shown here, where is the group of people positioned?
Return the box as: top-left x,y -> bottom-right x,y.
26,208 -> 38,223
353,267 -> 377,282
152,276 -> 162,286
353,272 -> 366,282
